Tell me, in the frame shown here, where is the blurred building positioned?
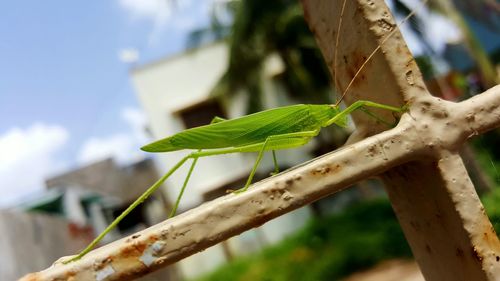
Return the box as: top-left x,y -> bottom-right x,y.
130,42 -> 315,279
44,158 -> 168,241
13,158 -> 177,281
0,210 -> 90,280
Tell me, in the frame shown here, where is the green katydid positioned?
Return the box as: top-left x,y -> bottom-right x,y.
63,102 -> 404,264
64,0 -> 422,263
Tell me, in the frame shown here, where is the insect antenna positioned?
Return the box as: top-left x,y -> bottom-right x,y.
334,0 -> 429,107
332,0 -> 348,104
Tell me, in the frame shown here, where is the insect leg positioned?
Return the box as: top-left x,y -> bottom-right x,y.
238,137 -> 272,193
210,116 -> 227,124
64,155 -> 192,263
68,141 -> 266,262
169,116 -> 226,217
325,100 -> 406,127
271,150 -> 279,175
236,130 -> 320,193
189,130 -> 318,158
358,107 -> 395,127
66,130 -> 319,263
169,154 -> 200,218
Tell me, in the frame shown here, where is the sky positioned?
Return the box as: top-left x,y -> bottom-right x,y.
0,0 -> 215,206
0,0 -> 478,207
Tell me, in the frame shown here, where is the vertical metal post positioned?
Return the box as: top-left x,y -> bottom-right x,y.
301,0 -> 500,279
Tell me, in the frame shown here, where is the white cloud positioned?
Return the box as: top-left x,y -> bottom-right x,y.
118,0 -> 173,45
172,16 -> 197,32
118,48 -> 140,63
118,0 -> 211,45
0,123 -> 69,207
121,107 -> 148,144
77,134 -> 143,165
118,0 -> 172,26
77,107 -> 148,166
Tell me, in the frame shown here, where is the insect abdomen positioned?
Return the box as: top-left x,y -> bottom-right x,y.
142,104 -> 328,152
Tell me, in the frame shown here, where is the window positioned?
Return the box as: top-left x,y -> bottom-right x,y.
175,98 -> 226,129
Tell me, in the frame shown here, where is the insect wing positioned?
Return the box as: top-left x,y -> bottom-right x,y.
142,105 -> 315,152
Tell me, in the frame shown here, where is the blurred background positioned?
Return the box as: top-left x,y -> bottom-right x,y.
1,0 -> 499,280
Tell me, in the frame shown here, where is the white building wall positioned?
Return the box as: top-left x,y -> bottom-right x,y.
131,43 -> 252,208
62,187 -> 89,226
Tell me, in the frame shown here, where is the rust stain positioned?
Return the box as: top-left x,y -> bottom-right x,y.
66,270 -> 76,277
425,244 -> 432,253
310,164 -> 342,176
330,164 -> 342,174
344,50 -> 369,86
473,217 -> 500,265
367,144 -> 382,158
119,241 -> 147,258
318,166 -> 331,174
148,234 -> 159,242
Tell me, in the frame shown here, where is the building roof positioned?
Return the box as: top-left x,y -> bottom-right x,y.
45,158 -> 159,203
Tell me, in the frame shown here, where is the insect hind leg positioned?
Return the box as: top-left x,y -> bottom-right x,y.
271,150 -> 279,175
169,153 -> 200,218
210,116 -> 227,124
235,130 -> 319,193
325,100 -> 406,127
169,116 -> 226,217
358,107 -> 397,127
64,154 -> 192,263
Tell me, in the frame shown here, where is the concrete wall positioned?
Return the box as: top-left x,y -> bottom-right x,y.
0,210 -> 90,280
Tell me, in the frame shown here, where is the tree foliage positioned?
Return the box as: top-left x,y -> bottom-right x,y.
207,0 -> 333,114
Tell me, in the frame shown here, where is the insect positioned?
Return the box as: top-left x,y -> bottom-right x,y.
64,0 -> 422,263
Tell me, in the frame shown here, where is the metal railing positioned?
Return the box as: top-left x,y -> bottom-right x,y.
21,0 -> 500,280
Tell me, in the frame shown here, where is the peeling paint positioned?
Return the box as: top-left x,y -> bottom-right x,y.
405,70 -> 414,85
139,241 -> 167,267
95,265 -> 114,281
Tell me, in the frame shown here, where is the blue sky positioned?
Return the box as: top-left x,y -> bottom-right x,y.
0,0 -> 495,207
0,0 -> 213,206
